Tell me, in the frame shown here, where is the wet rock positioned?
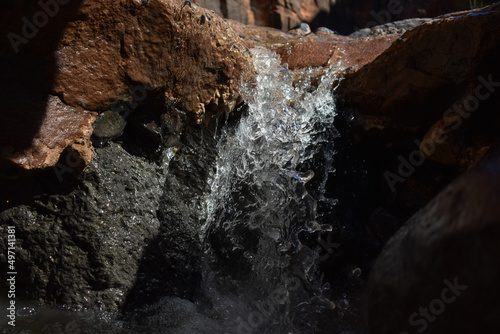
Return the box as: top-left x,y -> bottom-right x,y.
92,111 -> 127,146
0,118 -> 221,311
0,143 -> 167,310
362,144 -> 500,334
230,20 -> 400,70
348,18 -> 431,38
0,0 -> 250,174
124,122 -> 220,309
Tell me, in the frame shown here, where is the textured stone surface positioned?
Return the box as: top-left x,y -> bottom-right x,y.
0,61 -> 96,173
229,20 -> 400,70
0,120 -> 220,310
337,3 -> 500,169
0,0 -> 250,174
0,143 -> 167,310
362,144 -> 500,334
338,4 -> 500,120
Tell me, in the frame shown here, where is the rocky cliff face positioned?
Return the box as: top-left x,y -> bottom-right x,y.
0,0 -> 499,332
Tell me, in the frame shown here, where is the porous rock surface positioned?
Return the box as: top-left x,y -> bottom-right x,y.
0,0 -> 250,173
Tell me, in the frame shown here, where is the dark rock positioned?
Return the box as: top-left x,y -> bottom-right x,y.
337,3 -> 500,170
338,4 -> 500,124
0,113 -> 222,311
362,143 -> 500,334
348,18 -> 431,38
0,143 -> 166,310
92,110 -> 127,145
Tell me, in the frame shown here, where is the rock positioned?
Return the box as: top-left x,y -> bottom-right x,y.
92,110 -> 127,146
338,4 -> 500,123
275,32 -> 399,70
348,18 -> 431,38
0,63 -> 96,174
229,20 -> 400,70
362,143 -> 500,334
195,0 -> 497,33
0,119 -> 220,310
0,143 -> 167,310
0,0 -> 250,174
337,3 -> 500,169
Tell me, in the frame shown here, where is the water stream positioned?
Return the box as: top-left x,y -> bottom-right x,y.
199,47 -> 342,333
1,47 -> 347,334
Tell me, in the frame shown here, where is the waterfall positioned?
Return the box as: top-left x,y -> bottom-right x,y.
201,47 -> 343,333
4,47 -> 346,334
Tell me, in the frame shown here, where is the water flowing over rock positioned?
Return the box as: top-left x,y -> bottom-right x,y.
201,47 -> 341,332
1,0 -> 500,333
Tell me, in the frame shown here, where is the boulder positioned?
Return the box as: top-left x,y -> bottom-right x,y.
0,143 -> 167,310
229,20 -> 401,69
0,0 -> 250,174
0,120 -> 220,310
337,3 -> 500,170
362,143 -> 500,334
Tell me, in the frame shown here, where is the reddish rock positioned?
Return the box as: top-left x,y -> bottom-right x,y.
0,0 -> 251,174
0,64 -> 96,173
229,20 -> 400,69
275,33 -> 399,69
336,3 -> 500,169
336,5 -> 500,122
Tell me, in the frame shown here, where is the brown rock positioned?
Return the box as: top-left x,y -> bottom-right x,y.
0,0 -> 251,174
337,4 -> 500,126
362,143 -> 500,334
276,33 -> 399,70
0,64 -> 96,173
229,20 -> 400,70
25,0 -> 250,118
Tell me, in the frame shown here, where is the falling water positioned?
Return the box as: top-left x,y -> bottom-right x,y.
1,47 -> 346,334
200,47 -> 343,333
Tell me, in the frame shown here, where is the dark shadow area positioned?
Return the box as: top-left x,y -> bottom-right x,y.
0,0 -> 85,303
309,0 -> 499,35
0,0 -> 85,207
120,110 -> 233,314
0,0 -> 85,176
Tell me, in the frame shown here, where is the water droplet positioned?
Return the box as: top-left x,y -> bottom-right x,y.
17,306 -> 37,317
338,298 -> 349,309
352,267 -> 362,277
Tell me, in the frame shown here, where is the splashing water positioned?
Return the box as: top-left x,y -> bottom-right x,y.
1,47 -> 347,334
201,47 -> 343,333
